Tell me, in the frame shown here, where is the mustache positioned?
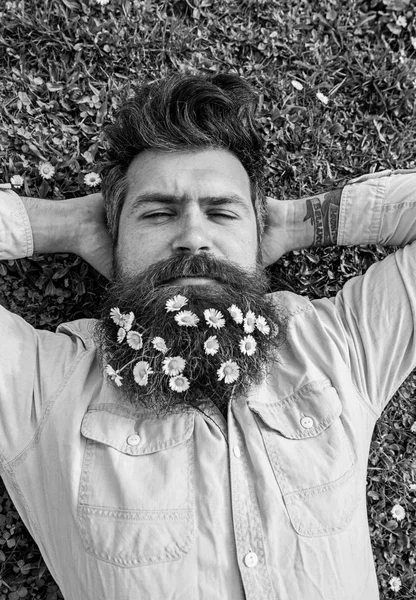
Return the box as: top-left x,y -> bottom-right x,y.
116,253 -> 269,292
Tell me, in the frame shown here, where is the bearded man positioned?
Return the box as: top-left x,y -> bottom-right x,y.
1,73 -> 415,600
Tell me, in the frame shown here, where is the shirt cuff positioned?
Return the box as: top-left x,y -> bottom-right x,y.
0,188 -> 34,259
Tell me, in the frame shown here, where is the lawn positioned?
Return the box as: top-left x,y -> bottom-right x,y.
0,0 -> 416,597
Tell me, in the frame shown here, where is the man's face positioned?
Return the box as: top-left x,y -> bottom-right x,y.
116,148 -> 258,279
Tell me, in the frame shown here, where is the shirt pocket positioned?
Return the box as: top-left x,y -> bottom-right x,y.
77,407 -> 195,567
249,379 -> 360,536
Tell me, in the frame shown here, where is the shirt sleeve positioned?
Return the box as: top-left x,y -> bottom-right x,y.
338,168 -> 416,247
0,187 -> 34,259
314,240 -> 416,416
0,188 -> 84,466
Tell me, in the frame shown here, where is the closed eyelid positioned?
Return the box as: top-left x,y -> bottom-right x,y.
128,193 -> 251,216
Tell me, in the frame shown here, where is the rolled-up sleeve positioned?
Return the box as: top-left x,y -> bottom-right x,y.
338,168 -> 416,247
0,187 -> 33,259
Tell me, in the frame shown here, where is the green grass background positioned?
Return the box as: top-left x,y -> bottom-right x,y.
1,0 -> 416,597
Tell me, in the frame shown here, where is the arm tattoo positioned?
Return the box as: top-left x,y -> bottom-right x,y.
303,188 -> 342,246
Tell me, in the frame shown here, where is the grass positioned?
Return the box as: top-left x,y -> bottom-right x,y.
0,0 -> 416,597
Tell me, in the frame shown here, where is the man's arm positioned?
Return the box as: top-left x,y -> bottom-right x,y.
262,169 -> 416,265
0,188 -> 113,279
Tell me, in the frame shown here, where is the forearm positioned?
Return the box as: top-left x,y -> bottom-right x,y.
271,169 -> 416,255
20,196 -> 81,255
0,188 -> 84,260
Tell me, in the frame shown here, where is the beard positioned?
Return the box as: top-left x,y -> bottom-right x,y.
92,253 -> 284,418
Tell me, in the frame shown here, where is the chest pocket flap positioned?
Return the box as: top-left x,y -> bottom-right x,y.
248,379 -> 341,439
248,379 -> 358,536
81,407 -> 195,454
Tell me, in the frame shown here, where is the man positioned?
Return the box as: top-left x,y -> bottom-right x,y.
0,72 -> 415,599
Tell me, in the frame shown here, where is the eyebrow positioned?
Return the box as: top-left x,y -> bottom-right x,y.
127,192 -> 251,217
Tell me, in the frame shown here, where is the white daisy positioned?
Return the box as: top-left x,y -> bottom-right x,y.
227,304 -> 243,324
162,356 -> 186,376
174,310 -> 199,327
117,328 -> 126,343
10,175 -> 24,187
126,330 -> 143,350
389,577 -> 402,592
204,335 -> 219,356
169,375 -> 190,393
152,336 -> 169,353
243,310 -> 256,333
256,315 -> 270,335
204,308 -> 225,329
239,335 -> 257,356
217,360 -> 240,384
133,361 -> 153,386
110,307 -> 124,326
84,172 -> 102,187
104,364 -> 123,387
38,161 -> 55,180
165,295 -> 188,312
391,504 -> 406,521
121,311 -> 135,332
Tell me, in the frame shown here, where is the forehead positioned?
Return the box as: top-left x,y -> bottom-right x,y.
124,148 -> 252,209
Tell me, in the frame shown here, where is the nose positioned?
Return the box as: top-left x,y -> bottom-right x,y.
171,211 -> 212,255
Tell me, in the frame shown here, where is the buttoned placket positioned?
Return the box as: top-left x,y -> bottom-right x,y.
227,400 -> 275,600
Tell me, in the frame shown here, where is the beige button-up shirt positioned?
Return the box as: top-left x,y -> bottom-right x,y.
0,170 -> 415,600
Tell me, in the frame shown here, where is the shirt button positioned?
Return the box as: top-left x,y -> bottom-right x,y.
233,446 -> 241,459
126,434 -> 141,446
244,552 -> 258,568
300,416 -> 314,429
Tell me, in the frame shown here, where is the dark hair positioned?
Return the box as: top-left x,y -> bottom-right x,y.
101,72 -> 266,250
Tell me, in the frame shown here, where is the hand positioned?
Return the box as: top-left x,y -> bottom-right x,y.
73,193 -> 113,280
261,196 -> 314,266
261,197 -> 294,266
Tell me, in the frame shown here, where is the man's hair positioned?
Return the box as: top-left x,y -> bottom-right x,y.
101,73 -> 266,250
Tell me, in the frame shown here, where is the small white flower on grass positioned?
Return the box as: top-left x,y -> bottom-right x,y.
204,335 -> 219,356
391,504 -> 406,521
169,374 -> 190,393
228,304 -> 243,324
243,310 -> 256,333
162,356 -> 186,376
166,295 -> 188,312
410,422 -> 416,433
239,335 -> 257,356
256,315 -> 270,335
152,336 -> 168,353
291,80 -> 303,90
117,328 -> 126,343
10,175 -> 24,187
217,360 -> 240,384
389,577 -> 402,593
105,364 -> 123,386
126,330 -> 143,350
174,310 -> 199,327
204,308 -> 225,329
133,361 -> 153,386
84,172 -> 101,187
396,15 -> 407,28
38,161 -> 55,180
316,91 -> 329,105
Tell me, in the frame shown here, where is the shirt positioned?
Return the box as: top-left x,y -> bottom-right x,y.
0,169 -> 415,600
